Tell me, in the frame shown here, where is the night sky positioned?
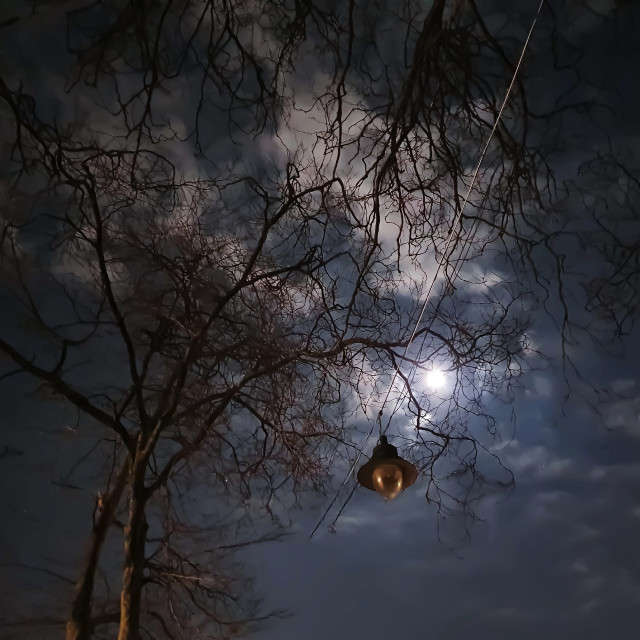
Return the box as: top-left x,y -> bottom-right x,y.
1,1 -> 640,639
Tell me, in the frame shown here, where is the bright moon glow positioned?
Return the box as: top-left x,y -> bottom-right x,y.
425,368 -> 447,390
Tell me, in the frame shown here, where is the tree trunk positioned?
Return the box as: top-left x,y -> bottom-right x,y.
117,456 -> 148,640
66,460 -> 128,640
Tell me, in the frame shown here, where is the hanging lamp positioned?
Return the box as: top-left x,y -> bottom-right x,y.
356,435 -> 418,500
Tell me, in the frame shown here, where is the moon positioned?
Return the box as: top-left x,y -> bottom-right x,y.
425,368 -> 447,390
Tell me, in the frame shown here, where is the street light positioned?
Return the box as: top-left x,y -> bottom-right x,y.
357,435 -> 418,500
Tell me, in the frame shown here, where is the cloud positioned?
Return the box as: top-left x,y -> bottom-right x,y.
501,441 -> 575,481
603,387 -> 640,439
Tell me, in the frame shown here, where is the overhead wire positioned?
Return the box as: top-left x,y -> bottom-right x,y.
310,0 -> 546,539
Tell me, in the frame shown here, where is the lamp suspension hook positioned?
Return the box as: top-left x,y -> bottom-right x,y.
376,409 -> 384,436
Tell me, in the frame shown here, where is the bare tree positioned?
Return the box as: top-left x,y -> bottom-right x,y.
0,0 -> 636,638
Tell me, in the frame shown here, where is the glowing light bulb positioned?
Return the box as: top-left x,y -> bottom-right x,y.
372,463 -> 404,500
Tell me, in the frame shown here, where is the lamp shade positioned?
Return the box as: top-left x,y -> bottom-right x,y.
357,435 -> 418,499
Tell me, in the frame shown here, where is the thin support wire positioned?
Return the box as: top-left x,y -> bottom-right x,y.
380,0 -> 545,432
310,0 -> 545,539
